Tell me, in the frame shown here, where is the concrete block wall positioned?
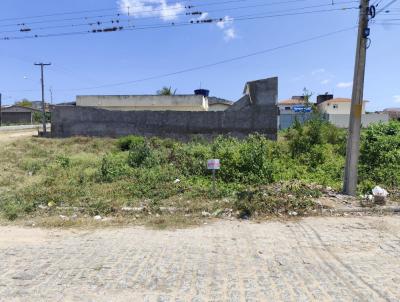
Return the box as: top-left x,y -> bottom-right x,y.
51,77 -> 279,140
327,113 -> 390,128
52,106 -> 278,140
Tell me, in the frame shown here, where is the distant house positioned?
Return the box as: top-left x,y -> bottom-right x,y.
0,105 -> 41,125
315,95 -> 389,128
75,89 -> 233,112
278,96 -> 312,113
317,97 -> 368,115
207,97 -> 233,111
383,108 -> 400,120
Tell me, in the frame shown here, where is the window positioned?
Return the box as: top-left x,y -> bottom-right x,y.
333,104 -> 339,109
284,106 -> 291,110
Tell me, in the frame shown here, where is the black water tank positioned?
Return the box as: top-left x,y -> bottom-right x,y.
317,94 -> 333,104
194,89 -> 210,97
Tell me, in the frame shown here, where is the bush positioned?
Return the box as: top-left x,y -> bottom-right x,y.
127,141 -> 153,168
359,121 -> 400,188
117,135 -> 145,151
100,153 -> 131,182
55,155 -> 71,168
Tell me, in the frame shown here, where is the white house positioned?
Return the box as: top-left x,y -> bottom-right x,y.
278,96 -> 309,112
317,98 -> 368,115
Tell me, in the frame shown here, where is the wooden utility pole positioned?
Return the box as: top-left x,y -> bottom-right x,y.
343,0 -> 370,196
34,63 -> 51,135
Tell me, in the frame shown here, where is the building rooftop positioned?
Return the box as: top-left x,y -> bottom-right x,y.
207,97 -> 233,106
318,98 -> 369,104
278,99 -> 307,105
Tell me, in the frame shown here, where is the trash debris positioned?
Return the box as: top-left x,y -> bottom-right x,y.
121,206 -> 144,212
59,215 -> 69,221
173,179 -> 180,184
288,211 -> 298,216
94,215 -> 102,221
372,186 -> 388,205
201,211 -> 211,217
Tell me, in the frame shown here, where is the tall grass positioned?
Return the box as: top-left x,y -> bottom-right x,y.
0,120 -> 399,220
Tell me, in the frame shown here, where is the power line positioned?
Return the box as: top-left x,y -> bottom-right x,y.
0,7 -> 358,41
0,0 -> 357,30
0,1 -> 358,35
53,26 -> 356,92
376,0 -> 399,14
0,0 -> 311,24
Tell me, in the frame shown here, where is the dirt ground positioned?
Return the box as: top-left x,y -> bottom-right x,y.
0,129 -> 38,143
1,216 -> 400,301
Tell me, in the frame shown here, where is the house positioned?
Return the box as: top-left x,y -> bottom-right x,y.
75,89 -> 233,112
207,97 -> 233,111
317,97 -> 367,115
0,105 -> 41,125
315,94 -> 389,127
383,108 -> 400,120
278,96 -> 312,113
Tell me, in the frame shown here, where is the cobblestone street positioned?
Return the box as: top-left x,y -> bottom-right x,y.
1,216 -> 400,301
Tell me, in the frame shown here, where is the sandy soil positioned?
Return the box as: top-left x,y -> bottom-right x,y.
0,129 -> 38,143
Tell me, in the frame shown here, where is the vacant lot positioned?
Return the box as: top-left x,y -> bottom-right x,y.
0,120 -> 399,226
1,216 -> 400,301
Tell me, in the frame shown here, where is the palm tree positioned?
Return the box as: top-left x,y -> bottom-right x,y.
157,86 -> 177,96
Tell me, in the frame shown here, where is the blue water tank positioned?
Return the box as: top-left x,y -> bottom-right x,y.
194,89 -> 210,97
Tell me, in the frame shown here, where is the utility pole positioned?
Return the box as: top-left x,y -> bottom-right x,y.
34,62 -> 51,135
0,93 -> 2,127
49,87 -> 53,104
343,0 -> 370,196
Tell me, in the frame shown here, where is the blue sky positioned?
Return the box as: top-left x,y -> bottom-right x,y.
0,0 -> 399,111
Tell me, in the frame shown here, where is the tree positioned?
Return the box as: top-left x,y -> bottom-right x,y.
302,88 -> 313,107
157,86 -> 177,96
15,99 -> 33,108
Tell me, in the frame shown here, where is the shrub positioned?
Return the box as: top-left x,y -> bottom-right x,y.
117,135 -> 145,151
127,141 -> 153,168
100,153 -> 130,182
55,155 -> 71,168
359,121 -> 400,188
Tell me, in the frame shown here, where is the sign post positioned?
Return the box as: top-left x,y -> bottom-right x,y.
207,159 -> 220,194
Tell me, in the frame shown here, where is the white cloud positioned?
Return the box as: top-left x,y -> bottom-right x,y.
216,16 -> 233,29
197,12 -> 209,21
118,0 -> 185,21
337,82 -> 353,88
321,79 -> 330,85
394,95 -> 400,103
223,28 -> 236,41
215,16 -> 236,41
312,68 -> 325,76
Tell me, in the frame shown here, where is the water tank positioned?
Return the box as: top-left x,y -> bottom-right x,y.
194,89 -> 210,97
317,94 -> 333,104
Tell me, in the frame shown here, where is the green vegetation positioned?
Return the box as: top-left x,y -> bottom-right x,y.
0,120 -> 399,224
156,86 -> 177,96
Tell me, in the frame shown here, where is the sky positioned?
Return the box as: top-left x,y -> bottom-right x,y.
0,0 -> 399,111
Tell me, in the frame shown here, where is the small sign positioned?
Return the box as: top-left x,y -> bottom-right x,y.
207,159 -> 220,170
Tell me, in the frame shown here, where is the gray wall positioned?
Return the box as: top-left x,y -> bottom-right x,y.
279,113 -> 316,130
327,113 -> 390,128
278,112 -> 390,130
52,106 -> 278,140
1,112 -> 32,124
52,77 -> 279,140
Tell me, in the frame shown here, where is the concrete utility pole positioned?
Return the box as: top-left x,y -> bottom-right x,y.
34,63 -> 51,135
0,93 -> 2,126
343,0 -> 370,196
